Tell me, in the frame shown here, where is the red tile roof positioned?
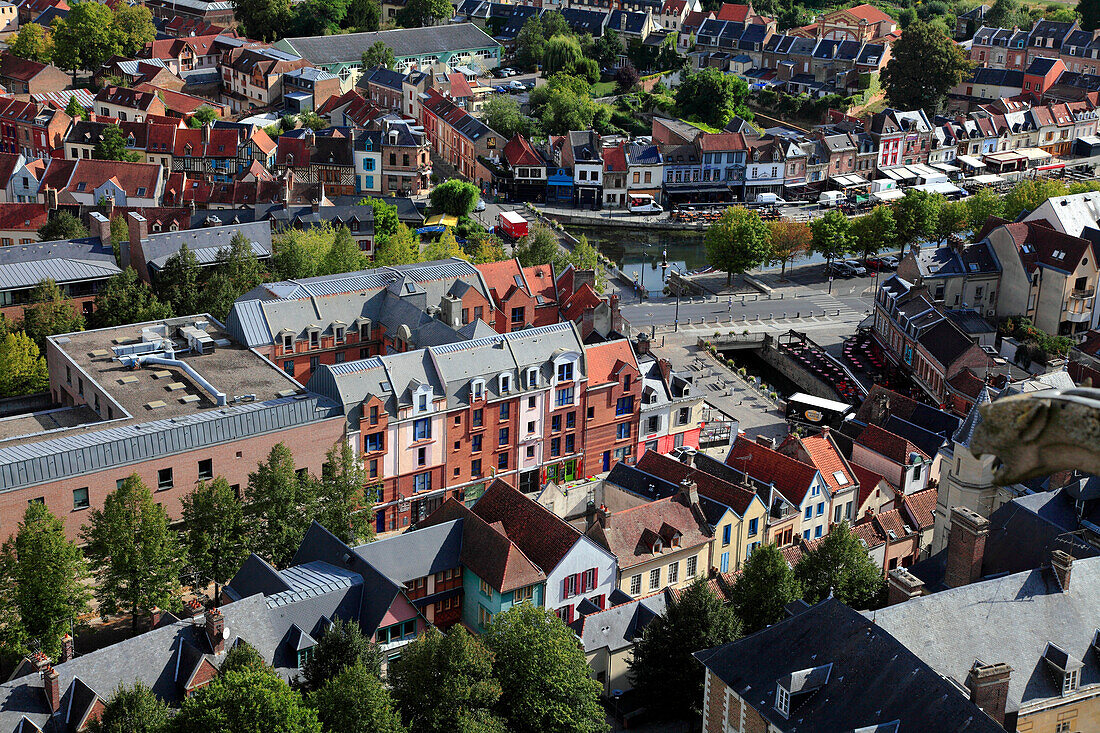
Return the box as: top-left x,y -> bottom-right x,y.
0,52 -> 52,82
135,83 -> 218,116
899,487 -> 937,530
603,143 -> 626,173
503,134 -> 543,168
844,2 -> 894,24
521,264 -> 556,305
789,430 -> 854,494
145,34 -> 219,59
585,339 -> 638,386
873,507 -> 912,539
661,0 -> 686,14
851,518 -> 886,548
470,479 -> 584,574
697,133 -> 746,152
95,86 -> 161,113
850,462 -> 888,510
0,202 -> 48,231
636,450 -> 758,516
586,495 -> 711,570
476,257 -> 527,305
855,423 -> 930,465
447,72 -> 474,99
682,9 -> 713,28
0,152 -> 23,187
726,436 -> 817,506
716,3 -> 751,22
560,282 -> 603,322
948,368 -> 985,400
62,159 -> 161,198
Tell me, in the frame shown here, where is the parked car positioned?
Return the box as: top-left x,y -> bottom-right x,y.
841,259 -> 868,276
492,68 -> 509,78
475,199 -> 486,212
494,85 -> 508,94
498,67 -> 516,77
508,80 -> 525,92
827,261 -> 857,278
523,79 -> 536,90
864,257 -> 886,270
880,255 -> 900,268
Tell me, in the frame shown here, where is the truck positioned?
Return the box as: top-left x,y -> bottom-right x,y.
497,210 -> 529,240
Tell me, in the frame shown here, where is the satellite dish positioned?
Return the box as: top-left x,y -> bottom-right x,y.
222,627 -> 230,640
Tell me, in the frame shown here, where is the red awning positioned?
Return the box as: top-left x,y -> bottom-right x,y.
1037,163 -> 1065,171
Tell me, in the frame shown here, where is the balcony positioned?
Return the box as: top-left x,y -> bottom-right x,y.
1065,309 -> 1090,323
1071,286 -> 1095,300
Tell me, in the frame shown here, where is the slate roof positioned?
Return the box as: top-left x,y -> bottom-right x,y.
140,220 -> 272,270
279,24 -> 499,65
635,450 -> 758,516
570,592 -> 667,653
874,556 -> 1100,712
0,236 -> 120,291
855,423 -> 930,464
352,519 -> 463,585
585,494 -> 711,570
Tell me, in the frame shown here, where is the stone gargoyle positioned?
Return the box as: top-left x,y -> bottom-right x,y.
970,387 -> 1100,485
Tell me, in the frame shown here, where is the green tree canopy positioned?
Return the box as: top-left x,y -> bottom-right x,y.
481,96 -> 531,140
181,477 -> 248,602
90,269 -> 173,329
81,475 -> 183,634
309,441 -> 374,546
0,331 -> 48,397
346,0 -> 380,30
311,663 -> 406,733
231,0 -> 290,41
171,667 -> 321,733
965,185 -> 1006,232
795,520 -> 885,609
882,19 -> 972,112
595,29 -> 624,69
471,233 -> 508,264
0,501 -> 90,659
727,544 -> 801,633
38,211 -> 88,241
65,94 -> 88,121
429,179 -> 481,217
199,232 -> 266,321
373,223 -> 422,266
850,204 -> 897,259
157,243 -> 201,316
543,34 -> 582,73
361,39 -> 395,69
86,682 -> 171,733
113,3 -> 156,57
9,23 -> 53,63
630,578 -> 741,719
188,106 -> 219,128
484,604 -> 608,733
810,208 -> 854,266
22,279 -> 84,348
50,2 -> 120,75
936,199 -> 971,240
528,72 -> 611,135
93,125 -> 143,162
674,68 -> 751,128
423,229 -> 468,262
892,189 -> 942,252
704,206 -> 772,286
363,197 -> 400,239
320,226 -> 367,275
396,0 -> 451,26
389,627 -> 505,733
299,618 -> 382,691
985,0 -> 1020,27
767,219 -> 812,278
246,443 -> 312,568
514,222 -> 560,267
1002,177 -> 1066,220
221,639 -> 270,674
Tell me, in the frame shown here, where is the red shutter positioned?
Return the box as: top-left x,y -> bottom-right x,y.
574,572 -> 583,594
592,567 -> 599,588
562,577 -> 570,598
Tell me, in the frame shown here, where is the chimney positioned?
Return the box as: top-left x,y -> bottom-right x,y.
966,662 -> 1012,726
43,666 -> 60,713
185,598 -> 204,621
1051,550 -> 1073,591
44,185 -> 57,212
886,568 -> 924,606
101,193 -> 115,221
311,198 -> 320,214
610,293 -> 622,335
944,506 -> 989,588
572,269 -> 595,294
202,122 -> 211,145
580,307 -> 595,339
755,434 -> 777,450
59,634 -> 74,664
205,607 -> 225,654
440,294 -> 462,328
635,332 -> 651,356
620,11 -> 627,30
680,477 -> 699,507
88,211 -> 111,245
597,504 -> 611,529
125,212 -> 149,280
28,651 -> 50,674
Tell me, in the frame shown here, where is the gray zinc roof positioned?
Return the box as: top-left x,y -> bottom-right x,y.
279,23 -> 499,65
570,593 -> 666,654
0,237 -> 120,291
142,220 -> 273,270
352,519 -> 463,584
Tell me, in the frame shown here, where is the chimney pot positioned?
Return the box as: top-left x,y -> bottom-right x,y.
944,506 -> 989,588
1051,550 -> 1073,591
59,634 -> 74,664
205,607 -> 225,654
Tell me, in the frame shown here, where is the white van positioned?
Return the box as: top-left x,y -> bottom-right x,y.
818,190 -> 845,207
628,194 -> 663,214
755,192 -> 786,205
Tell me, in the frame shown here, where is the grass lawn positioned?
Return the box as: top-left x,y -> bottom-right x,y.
591,80 -> 617,97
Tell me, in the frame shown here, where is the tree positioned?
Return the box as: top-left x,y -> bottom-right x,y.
180,477 -> 248,603
892,189 -> 942,253
615,61 -> 640,93
113,3 -> 156,57
430,179 -> 481,217
231,0 -> 290,41
272,233 -> 319,281
0,332 -> 48,397
471,233 -> 507,264
1002,178 -> 1067,220
882,19 -> 972,112
246,443 -> 313,568
795,520 -> 885,610
312,663 -> 406,733
22,279 -> 84,347
767,220 -> 811,278
674,68 -> 751,128
389,627 -> 505,733
482,96 -> 530,139
171,667 -> 321,733
543,34 -> 582,73
629,578 -> 741,719
396,0 -> 451,26
965,185 -> 1005,231
320,226 -> 366,275
986,0 -> 1019,27
850,204 -> 897,260
594,28 -> 624,69
361,40 -> 395,70
346,0 -> 380,30
81,475 -> 183,635
528,73 -> 609,135
93,125 -> 142,162
50,2 -> 121,77
0,502 -> 90,659
9,23 -> 53,63
222,639 -> 269,674
563,233 -> 599,271
87,682 -> 171,733
1083,0 -> 1100,32
299,618 -> 382,691
514,222 -> 560,267
155,243 -> 200,316
38,211 -> 88,241
65,94 -> 88,121
936,199 -> 971,240
726,544 -> 800,633
810,208 -> 854,268
200,232 -> 265,321
90,269 -> 173,329
704,207 -> 772,287
309,441 -> 374,546
484,604 -> 607,733
363,197 -> 400,239
188,106 -> 219,128
515,15 -> 548,70
373,224 -> 421,266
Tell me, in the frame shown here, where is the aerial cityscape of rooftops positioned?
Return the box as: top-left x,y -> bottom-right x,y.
0,0 -> 1099,727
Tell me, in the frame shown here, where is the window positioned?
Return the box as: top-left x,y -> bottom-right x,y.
776,685 -> 790,717
565,434 -> 575,453
499,403 -> 510,420
566,412 -> 575,429
364,432 -> 383,452
552,415 -> 562,432
834,504 -> 843,523
629,574 -> 641,595
648,568 -> 661,590
556,386 -> 574,407
528,395 -> 536,409
557,361 -> 574,382
472,434 -> 482,452
748,518 -> 758,536
478,605 -> 492,628
686,556 -> 697,578
369,406 -> 379,425
497,452 -> 508,470
369,459 -> 378,479
816,502 -> 825,516
310,356 -> 319,371
514,585 -> 533,603
472,408 -> 483,427
815,525 -> 823,538
587,407 -> 594,420
563,574 -> 577,598
334,326 -> 345,344
1063,669 -> 1079,694
479,578 -> 493,599
417,447 -> 426,467
413,418 -> 431,440
616,396 -> 634,415
722,524 -> 731,546
73,487 -> 89,510
668,561 -> 678,584
617,423 -> 631,440
158,468 -> 173,490
474,306 -> 483,321
471,458 -> 482,477
198,459 -> 213,481
551,437 -> 561,457
414,472 -> 432,493
498,427 -> 509,446
500,374 -> 511,394
678,407 -> 691,425
283,360 -> 294,376
510,306 -> 525,326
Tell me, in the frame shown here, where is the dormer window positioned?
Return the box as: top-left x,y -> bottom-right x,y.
775,684 -> 790,717
526,367 -> 538,388
499,374 -> 511,394
1064,668 -> 1079,694
652,538 -> 662,553
471,379 -> 485,402
334,326 -> 345,344
1043,642 -> 1082,697
282,333 -> 294,353
418,393 -> 428,412
557,360 -> 574,382
309,329 -> 320,349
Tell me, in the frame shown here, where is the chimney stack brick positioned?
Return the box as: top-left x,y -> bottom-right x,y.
967,662 -> 1012,726
886,568 -> 925,606
1052,550 -> 1073,591
944,506 -> 989,589
43,666 -> 60,713
59,634 -> 74,664
205,607 -> 225,654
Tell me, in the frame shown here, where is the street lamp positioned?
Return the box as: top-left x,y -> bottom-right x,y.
661,249 -> 684,332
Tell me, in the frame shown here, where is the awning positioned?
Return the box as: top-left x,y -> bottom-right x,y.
423,214 -> 459,227
983,150 -> 1026,164
932,162 -> 961,173
1037,162 -> 1065,171
968,173 -> 1004,184
911,181 -> 962,196
871,188 -> 905,202
880,168 -> 907,181
1019,147 -> 1052,162
831,174 -> 870,187
957,155 -> 986,168
910,164 -> 944,180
